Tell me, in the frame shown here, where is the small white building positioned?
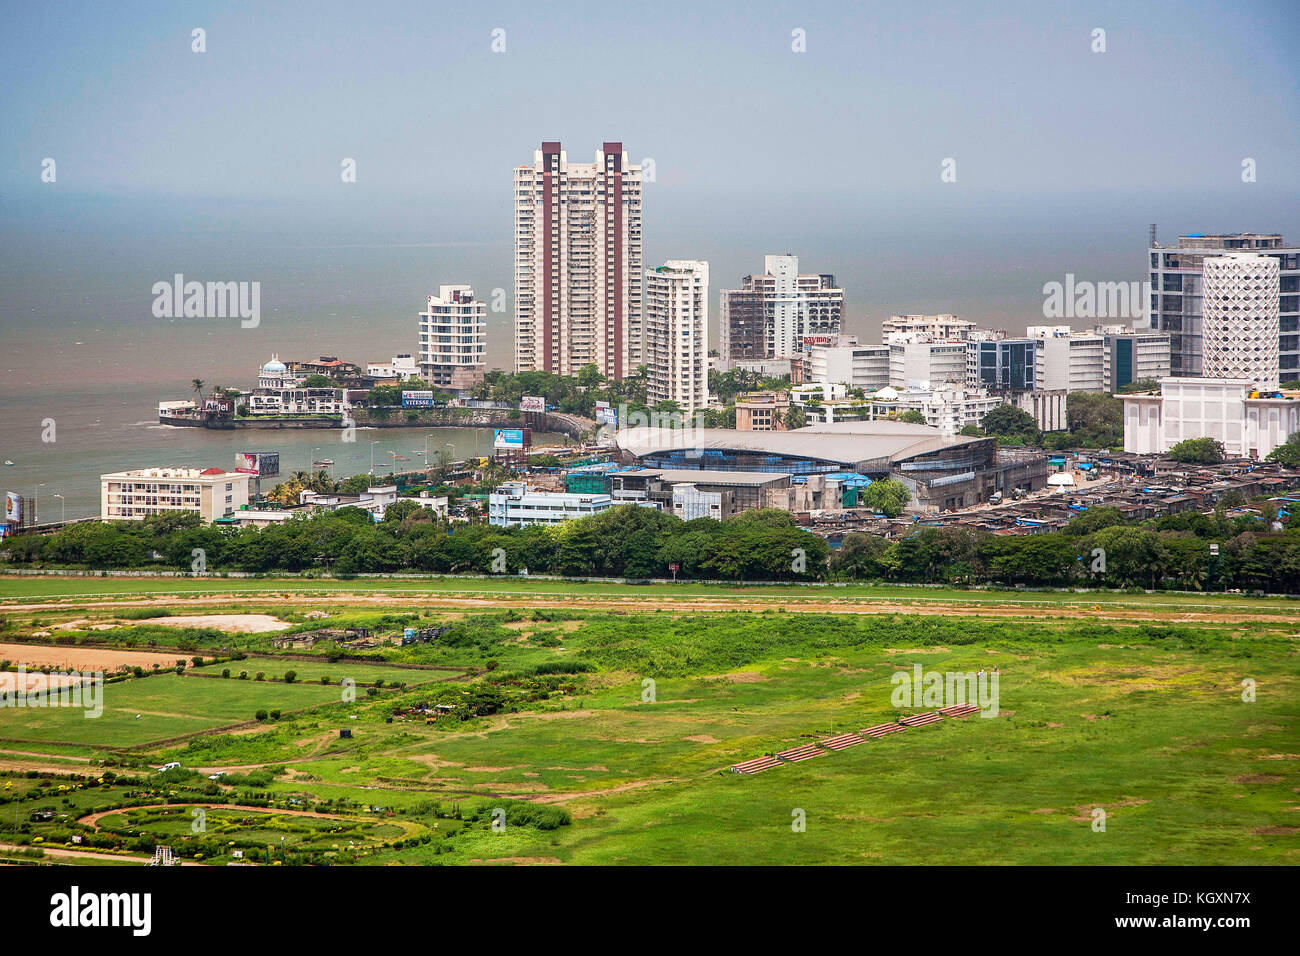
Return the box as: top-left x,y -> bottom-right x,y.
366,354 -> 419,380
299,485 -> 400,519
245,387 -> 346,416
1122,378 -> 1300,459
101,467 -> 250,522
488,483 -> 612,527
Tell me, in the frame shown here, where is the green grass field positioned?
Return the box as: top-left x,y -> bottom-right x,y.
0,657 -> 440,750
0,589 -> 1295,865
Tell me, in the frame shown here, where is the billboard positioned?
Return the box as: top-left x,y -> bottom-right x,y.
520,395 -> 545,413
402,390 -> 435,407
235,451 -> 280,477
5,492 -> 22,527
493,428 -> 532,450
204,397 -> 234,414
595,405 -> 618,428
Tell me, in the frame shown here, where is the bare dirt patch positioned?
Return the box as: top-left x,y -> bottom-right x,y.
128,614 -> 290,633
0,642 -> 183,673
702,672 -> 767,683
1236,774 -> 1284,784
684,734 -> 720,744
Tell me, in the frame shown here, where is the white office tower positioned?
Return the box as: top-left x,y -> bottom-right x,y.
1202,254 -> 1280,390
514,141 -> 643,378
644,260 -> 709,413
419,285 -> 487,390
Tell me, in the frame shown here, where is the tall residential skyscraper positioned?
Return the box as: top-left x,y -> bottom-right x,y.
1202,253 -> 1280,390
419,285 -> 487,391
1147,232 -> 1299,379
644,260 -> 709,413
514,141 -> 643,379
718,254 -> 843,363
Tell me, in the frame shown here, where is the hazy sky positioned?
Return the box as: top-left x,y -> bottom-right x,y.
2,0 -> 1298,362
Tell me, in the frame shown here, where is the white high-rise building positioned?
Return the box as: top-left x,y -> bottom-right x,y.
419,285 -> 487,391
514,141 -> 643,379
718,254 -> 844,362
644,260 -> 709,413
1202,253 -> 1280,390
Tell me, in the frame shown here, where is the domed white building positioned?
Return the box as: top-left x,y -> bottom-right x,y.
258,354 -> 289,388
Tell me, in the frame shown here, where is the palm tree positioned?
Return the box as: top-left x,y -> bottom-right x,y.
191,379 -> 206,403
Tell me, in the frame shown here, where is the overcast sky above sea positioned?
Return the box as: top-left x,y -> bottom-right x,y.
1,0 -> 1297,376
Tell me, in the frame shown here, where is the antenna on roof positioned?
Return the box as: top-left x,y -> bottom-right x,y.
1149,223 -> 1158,248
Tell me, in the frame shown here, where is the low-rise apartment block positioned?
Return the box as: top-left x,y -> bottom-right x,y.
101,467 -> 250,522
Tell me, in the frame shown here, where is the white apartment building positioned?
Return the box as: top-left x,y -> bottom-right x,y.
881,314 -> 976,342
514,141 -> 643,378
644,260 -> 709,412
1202,253 -> 1280,390
889,340 -> 969,389
1123,378 -> 1300,459
367,354 -> 419,380
101,467 -> 250,523
806,343 -> 890,389
719,254 -> 844,362
488,483 -> 613,527
420,285 -> 487,390
866,385 -> 1003,438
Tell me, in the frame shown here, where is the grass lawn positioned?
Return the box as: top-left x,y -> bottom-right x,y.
0,600 -> 1295,865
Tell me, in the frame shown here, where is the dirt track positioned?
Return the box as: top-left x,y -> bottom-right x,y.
2,589 -> 1293,626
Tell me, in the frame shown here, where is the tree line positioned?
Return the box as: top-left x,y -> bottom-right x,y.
830,504 -> 1300,592
3,500 -> 1297,592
